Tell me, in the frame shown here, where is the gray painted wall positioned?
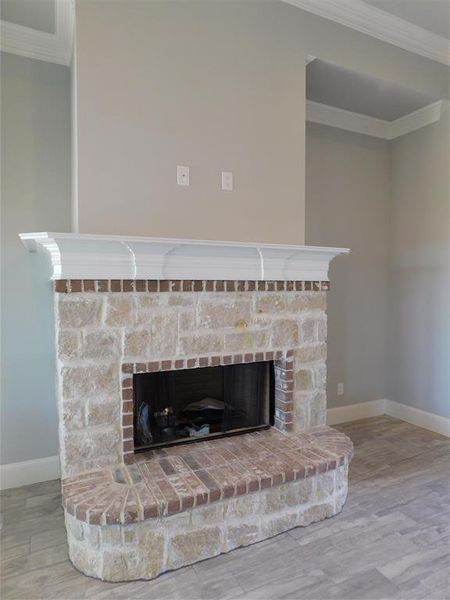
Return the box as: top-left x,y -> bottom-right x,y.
0,53 -> 71,465
389,106 -> 450,418
305,123 -> 391,409
74,0 -> 448,244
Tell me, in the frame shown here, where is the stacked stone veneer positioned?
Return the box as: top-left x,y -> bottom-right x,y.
55,280 -> 329,478
54,278 -> 353,581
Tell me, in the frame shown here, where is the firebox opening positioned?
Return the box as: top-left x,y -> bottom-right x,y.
133,361 -> 275,451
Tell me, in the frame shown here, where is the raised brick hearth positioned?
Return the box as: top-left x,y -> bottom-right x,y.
63,426 -> 352,581
63,426 -> 353,524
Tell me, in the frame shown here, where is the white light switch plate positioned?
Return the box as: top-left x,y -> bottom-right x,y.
177,165 -> 190,186
221,171 -> 233,191
337,383 -> 344,396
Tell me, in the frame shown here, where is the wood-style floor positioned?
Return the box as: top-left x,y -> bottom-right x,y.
1,416 -> 450,600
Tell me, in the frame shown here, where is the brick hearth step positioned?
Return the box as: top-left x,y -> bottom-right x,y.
62,426 -> 353,526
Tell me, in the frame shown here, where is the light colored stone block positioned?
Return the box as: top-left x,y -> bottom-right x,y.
300,318 -> 317,343
100,526 -> 122,546
254,294 -> 286,314
62,364 -> 119,400
198,300 -> 252,329
296,343 -> 327,364
168,527 -> 222,570
168,293 -> 197,306
150,313 -> 178,357
260,511 -> 298,538
317,316 -> 327,342
314,364 -> 327,391
105,296 -> 133,327
124,330 -> 151,358
298,502 -> 335,526
191,503 -> 224,527
83,330 -> 122,359
64,427 -> 121,475
59,297 -> 103,329
295,369 -> 314,390
65,513 -> 84,541
316,471 -> 336,501
225,494 -> 259,519
179,310 -> 196,332
62,398 -> 85,431
68,540 -> 99,579
270,319 -> 299,347
293,395 -> 310,430
178,333 -> 223,356
286,293 -> 326,312
134,295 -> 165,326
58,331 -> 80,361
86,399 -> 120,427
261,479 -> 313,514
226,523 -> 260,550
310,391 -> 327,426
224,330 -> 270,353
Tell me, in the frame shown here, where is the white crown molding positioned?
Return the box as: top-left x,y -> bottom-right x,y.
389,100 -> 444,139
283,0 -> 450,66
19,232 -> 350,281
0,0 -> 74,66
306,100 -> 444,140
307,100 -> 390,138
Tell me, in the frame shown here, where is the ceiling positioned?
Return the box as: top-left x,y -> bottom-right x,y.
307,59 -> 439,121
363,0 -> 450,39
0,0 -> 55,34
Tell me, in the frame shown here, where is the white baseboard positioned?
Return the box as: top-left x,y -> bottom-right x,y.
384,399 -> 450,438
0,455 -> 60,490
327,398 -> 450,438
1,401 -> 448,490
327,399 -> 386,425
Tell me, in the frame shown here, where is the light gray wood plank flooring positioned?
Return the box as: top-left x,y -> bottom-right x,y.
1,416 -> 450,599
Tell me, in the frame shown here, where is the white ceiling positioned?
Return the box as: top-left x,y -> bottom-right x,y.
306,59 -> 439,121
0,0 -> 55,34
363,0 -> 450,39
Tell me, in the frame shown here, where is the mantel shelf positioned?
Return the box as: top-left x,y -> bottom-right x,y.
19,232 -> 350,281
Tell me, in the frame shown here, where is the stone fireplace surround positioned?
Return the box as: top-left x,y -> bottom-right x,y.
21,233 -> 352,581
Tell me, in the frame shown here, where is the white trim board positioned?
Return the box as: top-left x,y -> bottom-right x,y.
0,455 -> 60,490
306,100 -> 444,140
0,0 -> 74,66
282,0 -> 450,66
19,232 -> 349,281
327,398 -> 450,438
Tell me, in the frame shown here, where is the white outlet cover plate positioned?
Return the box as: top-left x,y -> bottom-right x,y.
221,171 -> 233,191
177,165 -> 190,186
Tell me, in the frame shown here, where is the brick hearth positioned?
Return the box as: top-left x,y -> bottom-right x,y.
62,426 -> 353,525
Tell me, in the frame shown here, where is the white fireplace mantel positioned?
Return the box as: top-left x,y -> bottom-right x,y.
19,232 -> 350,281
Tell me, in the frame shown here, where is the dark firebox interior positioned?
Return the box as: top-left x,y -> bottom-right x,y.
133,361 -> 274,450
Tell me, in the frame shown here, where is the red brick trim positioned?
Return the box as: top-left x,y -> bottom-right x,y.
120,350 -> 295,465
54,279 -> 330,293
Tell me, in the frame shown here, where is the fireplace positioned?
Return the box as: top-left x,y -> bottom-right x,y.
134,361 -> 274,450
20,233 -> 352,582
